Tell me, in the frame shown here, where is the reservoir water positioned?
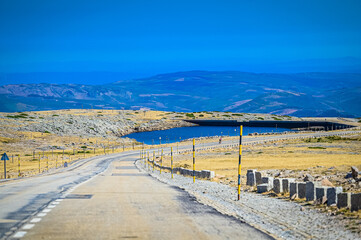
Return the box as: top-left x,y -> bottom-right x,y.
123,126 -> 294,145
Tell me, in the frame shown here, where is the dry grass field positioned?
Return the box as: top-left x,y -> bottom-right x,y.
158,134 -> 361,193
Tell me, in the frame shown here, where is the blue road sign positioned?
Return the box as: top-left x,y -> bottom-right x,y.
1,153 -> 9,161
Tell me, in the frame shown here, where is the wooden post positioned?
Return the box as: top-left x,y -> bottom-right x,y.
160,149 -> 163,174
38,154 -> 41,173
18,155 -> 20,177
171,147 -> 173,179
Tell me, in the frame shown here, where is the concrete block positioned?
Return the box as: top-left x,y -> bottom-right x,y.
201,170 -> 215,179
351,193 -> 361,212
273,179 -> 283,194
246,170 -> 256,186
327,187 -> 343,206
290,182 -> 297,198
306,182 -> 320,201
262,177 -> 274,189
297,182 -> 306,199
337,192 -> 351,209
255,171 -> 262,185
316,187 -> 328,201
257,184 -> 270,193
282,178 -> 295,193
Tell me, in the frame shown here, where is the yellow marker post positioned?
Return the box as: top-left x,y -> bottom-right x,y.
152,151 -> 155,171
171,147 -> 173,179
18,155 -> 20,177
47,156 -> 49,171
147,151 -> 150,170
238,125 -> 243,201
193,138 -> 195,183
38,154 -> 41,173
160,149 -> 163,174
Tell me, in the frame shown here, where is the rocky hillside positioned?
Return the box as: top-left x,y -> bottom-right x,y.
1,71 -> 360,117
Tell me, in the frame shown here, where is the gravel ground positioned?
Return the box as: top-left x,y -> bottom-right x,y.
135,160 -> 360,240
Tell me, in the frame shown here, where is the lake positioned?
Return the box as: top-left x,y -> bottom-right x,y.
123,126 -> 294,145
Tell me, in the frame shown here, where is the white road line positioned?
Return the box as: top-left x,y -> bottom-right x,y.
48,205 -> 56,208
55,199 -> 63,202
13,231 -> 27,238
22,224 -> 35,230
52,201 -> 60,204
42,208 -> 52,213
37,213 -> 47,217
30,218 -> 42,223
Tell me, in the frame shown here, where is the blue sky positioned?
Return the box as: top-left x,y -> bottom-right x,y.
1,0 -> 361,77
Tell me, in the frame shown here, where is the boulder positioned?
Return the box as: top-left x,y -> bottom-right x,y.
303,174 -> 314,182
320,178 -> 334,187
351,166 -> 359,179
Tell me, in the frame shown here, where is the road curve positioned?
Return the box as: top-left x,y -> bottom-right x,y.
0,152 -> 272,239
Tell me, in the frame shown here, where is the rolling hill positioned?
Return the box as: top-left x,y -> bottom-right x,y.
0,71 -> 360,117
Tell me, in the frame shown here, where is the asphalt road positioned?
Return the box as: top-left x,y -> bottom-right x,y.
18,155 -> 270,239
0,129 -> 358,239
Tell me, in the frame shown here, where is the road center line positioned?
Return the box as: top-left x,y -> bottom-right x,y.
30,218 -> 42,223
22,224 -> 35,230
12,231 -> 27,238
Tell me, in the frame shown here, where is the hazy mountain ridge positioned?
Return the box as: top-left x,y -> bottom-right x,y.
0,71 -> 360,117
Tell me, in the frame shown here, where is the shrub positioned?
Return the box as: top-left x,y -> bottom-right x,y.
308,147 -> 326,149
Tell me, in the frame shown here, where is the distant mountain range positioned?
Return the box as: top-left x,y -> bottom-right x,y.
0,71 -> 360,117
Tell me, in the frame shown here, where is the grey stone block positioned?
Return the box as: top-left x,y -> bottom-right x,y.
316,187 -> 328,201
290,182 -> 297,198
257,184 -> 270,193
297,182 -> 306,199
255,171 -> 262,185
247,169 -> 256,186
337,192 -> 351,209
351,193 -> 361,212
262,177 -> 274,189
327,187 -> 343,206
306,182 -> 320,201
273,179 -> 283,194
200,170 -> 215,179
282,178 -> 295,193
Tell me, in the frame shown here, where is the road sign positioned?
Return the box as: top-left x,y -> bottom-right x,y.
1,153 -> 9,161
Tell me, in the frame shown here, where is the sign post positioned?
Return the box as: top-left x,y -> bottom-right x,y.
1,153 -> 9,179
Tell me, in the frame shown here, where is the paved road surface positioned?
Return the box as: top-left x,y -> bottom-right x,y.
19,155 -> 270,239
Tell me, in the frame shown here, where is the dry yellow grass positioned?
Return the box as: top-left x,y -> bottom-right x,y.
157,134 -> 361,189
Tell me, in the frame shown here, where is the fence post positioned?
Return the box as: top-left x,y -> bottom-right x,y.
171,147 -> 173,179
38,154 -> 41,173
18,155 -> 20,177
152,151 -> 155,171
160,149 -> 163,174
